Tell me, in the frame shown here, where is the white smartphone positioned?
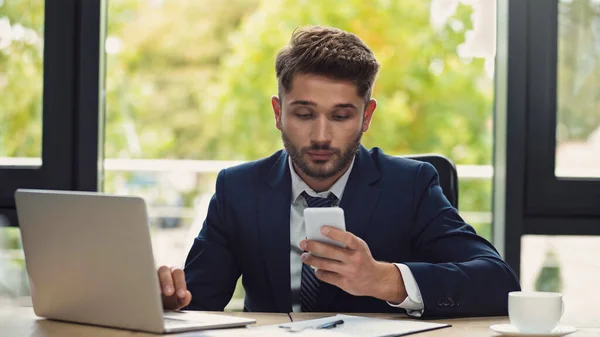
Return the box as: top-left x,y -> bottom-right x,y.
303,207 -> 347,249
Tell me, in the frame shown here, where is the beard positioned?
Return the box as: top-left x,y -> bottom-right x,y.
281,130 -> 362,180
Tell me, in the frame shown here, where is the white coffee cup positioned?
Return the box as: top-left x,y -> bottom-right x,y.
509,291 -> 564,334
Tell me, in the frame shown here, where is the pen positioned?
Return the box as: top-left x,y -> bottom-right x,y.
317,319 -> 344,329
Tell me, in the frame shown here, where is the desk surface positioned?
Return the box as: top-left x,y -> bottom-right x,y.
2,307 -> 599,337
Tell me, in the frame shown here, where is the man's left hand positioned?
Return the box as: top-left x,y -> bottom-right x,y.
299,226 -> 408,304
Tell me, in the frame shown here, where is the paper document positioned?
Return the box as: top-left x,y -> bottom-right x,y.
278,314 -> 450,336
190,314 -> 450,337
191,324 -> 346,337
194,329 -> 342,337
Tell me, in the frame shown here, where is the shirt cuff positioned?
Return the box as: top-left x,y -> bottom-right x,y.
386,263 -> 425,317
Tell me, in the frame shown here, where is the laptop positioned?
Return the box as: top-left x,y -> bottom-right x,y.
14,189 -> 255,333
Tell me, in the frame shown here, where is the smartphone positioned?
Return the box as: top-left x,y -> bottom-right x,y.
303,207 -> 347,249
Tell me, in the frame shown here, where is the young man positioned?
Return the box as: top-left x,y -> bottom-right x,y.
157,26 -> 520,317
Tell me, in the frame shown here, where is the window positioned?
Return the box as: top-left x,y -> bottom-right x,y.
555,0 -> 600,179
495,0 -> 600,277
0,1 -> 44,299
0,0 -> 44,163
0,1 -> 104,299
105,0 -> 498,310
524,0 -> 600,217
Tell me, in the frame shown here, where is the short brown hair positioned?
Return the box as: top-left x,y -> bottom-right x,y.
275,26 -> 380,103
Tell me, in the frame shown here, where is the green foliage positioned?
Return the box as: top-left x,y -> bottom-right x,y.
2,0 -> 498,238
0,226 -> 21,250
0,0 -> 44,157
534,248 -> 563,293
460,179 -> 492,212
105,0 -> 259,159
203,0 -> 493,164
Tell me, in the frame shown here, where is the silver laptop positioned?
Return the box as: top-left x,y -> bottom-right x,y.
14,189 -> 255,333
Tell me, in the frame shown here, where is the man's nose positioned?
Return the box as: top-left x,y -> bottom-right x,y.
311,115 -> 332,144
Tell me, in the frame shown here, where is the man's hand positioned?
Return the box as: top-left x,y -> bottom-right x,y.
158,266 -> 192,310
300,226 -> 408,304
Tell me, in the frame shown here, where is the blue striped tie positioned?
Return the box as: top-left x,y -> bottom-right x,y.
300,191 -> 337,312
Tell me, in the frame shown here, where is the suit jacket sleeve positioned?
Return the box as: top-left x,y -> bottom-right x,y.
404,162 -> 520,318
184,169 -> 240,311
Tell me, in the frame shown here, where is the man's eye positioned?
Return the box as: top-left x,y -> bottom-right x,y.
296,113 -> 312,118
333,115 -> 349,121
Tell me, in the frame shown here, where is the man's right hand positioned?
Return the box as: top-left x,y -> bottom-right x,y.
158,266 -> 192,310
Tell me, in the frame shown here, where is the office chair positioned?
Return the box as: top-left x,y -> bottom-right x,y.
404,154 -> 459,209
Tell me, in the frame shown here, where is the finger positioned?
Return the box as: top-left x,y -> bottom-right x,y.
315,269 -> 343,288
162,293 -> 179,310
302,252 -> 345,274
303,240 -> 349,262
170,267 -> 187,299
158,266 -> 175,296
162,288 -> 191,311
177,290 -> 192,308
321,226 -> 361,250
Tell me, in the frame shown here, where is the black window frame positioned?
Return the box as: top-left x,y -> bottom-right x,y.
0,0 -> 105,227
495,0 -> 600,278
525,0 -> 600,217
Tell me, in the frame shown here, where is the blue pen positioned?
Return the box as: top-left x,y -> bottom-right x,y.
317,319 -> 344,329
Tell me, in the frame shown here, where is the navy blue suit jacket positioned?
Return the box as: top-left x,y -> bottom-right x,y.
184,146 -> 520,317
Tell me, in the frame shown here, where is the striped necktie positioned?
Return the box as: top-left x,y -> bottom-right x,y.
300,191 -> 337,312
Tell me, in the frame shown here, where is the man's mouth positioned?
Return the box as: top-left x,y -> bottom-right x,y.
306,151 -> 334,161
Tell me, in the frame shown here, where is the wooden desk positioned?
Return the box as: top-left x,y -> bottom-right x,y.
291,313 -> 600,337
2,307 -> 599,337
0,307 -> 290,337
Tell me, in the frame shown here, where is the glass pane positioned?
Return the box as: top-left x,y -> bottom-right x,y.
0,218 -> 29,301
555,0 -> 600,178
0,0 -> 44,166
105,0 -> 496,310
521,235 -> 600,326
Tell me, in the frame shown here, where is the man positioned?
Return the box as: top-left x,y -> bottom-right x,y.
157,26 -> 520,317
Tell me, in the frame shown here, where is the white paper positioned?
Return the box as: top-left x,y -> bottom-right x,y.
188,325 -> 346,337
278,314 -> 449,337
186,314 -> 449,337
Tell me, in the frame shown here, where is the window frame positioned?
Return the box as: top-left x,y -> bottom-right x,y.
0,0 -> 105,227
495,0 -> 600,278
524,0 -> 600,217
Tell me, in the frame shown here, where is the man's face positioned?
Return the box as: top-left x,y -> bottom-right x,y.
272,73 -> 376,180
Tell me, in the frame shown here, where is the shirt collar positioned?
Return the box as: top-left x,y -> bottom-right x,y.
289,154 -> 355,203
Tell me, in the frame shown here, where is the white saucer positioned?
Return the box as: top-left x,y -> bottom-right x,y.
490,324 -> 577,336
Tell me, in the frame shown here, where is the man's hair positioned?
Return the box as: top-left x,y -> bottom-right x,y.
275,26 -> 380,103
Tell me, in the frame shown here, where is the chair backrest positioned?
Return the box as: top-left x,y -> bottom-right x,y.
403,154 -> 459,209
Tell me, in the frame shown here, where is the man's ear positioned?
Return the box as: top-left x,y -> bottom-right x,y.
362,98 -> 377,132
272,95 -> 282,131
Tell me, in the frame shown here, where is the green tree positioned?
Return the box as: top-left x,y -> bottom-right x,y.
202,0 -> 492,166
197,0 -> 495,231
3,0 -> 496,235
105,0 -> 259,159
0,0 -> 44,157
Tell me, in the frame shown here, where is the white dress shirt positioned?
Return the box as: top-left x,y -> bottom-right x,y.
288,156 -> 425,315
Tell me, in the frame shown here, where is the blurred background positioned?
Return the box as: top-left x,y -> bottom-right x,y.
1,0 -> 599,311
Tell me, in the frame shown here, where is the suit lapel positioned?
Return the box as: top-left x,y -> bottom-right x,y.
257,152 -> 292,312
318,145 -> 382,311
